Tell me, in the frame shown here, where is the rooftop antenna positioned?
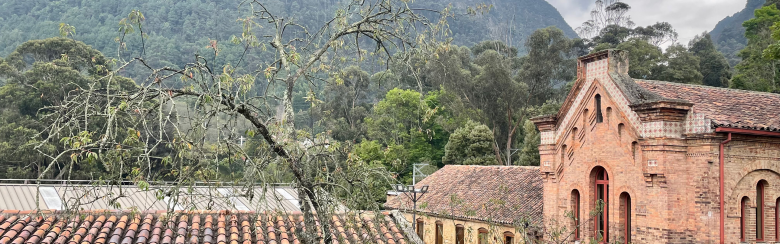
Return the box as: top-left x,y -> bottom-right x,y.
412,163 -> 429,185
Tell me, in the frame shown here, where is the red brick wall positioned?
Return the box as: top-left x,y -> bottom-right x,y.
537,80 -> 780,243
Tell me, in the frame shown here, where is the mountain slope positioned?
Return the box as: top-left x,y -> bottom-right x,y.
0,0 -> 577,78
710,0 -> 765,66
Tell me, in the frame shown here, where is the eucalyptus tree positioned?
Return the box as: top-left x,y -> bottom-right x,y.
33,1 -> 448,243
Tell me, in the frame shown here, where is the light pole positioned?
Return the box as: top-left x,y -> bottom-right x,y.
395,184 -> 429,231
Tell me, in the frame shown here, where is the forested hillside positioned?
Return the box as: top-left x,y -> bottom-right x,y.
0,0 -> 577,79
710,0 -> 765,66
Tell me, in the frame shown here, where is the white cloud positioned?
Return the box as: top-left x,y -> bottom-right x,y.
547,0 -> 748,45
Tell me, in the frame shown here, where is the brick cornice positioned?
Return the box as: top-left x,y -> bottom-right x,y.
530,115 -> 557,132
630,100 -> 692,122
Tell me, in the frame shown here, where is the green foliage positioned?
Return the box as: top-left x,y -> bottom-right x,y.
657,44 -> 704,84
442,120 -> 497,165
0,38 -> 140,179
359,88 -> 453,183
689,34 -> 732,87
615,39 -> 664,79
732,5 -> 780,92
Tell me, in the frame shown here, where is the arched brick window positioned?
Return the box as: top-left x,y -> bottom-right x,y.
593,166 -> 609,242
455,224 -> 465,244
618,123 -> 624,138
561,145 -> 567,164
571,190 -> 581,240
741,196 -> 750,242
606,107 -> 612,123
757,180 -> 767,241
595,94 -> 603,123
620,192 -> 632,243
478,228 -> 488,244
572,127 -> 578,142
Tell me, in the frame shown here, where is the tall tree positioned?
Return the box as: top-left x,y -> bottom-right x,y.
33,2 -> 442,243
442,120 -> 497,165
657,44 -> 704,84
732,5 -> 780,92
689,33 -> 732,87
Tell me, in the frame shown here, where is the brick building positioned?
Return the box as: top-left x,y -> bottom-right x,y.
532,49 -> 780,244
385,165 -> 543,244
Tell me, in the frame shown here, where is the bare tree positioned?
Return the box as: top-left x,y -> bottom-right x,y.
575,0 -> 634,39
33,0 -> 449,243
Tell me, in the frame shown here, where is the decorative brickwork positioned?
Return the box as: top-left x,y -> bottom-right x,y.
533,49 -> 780,244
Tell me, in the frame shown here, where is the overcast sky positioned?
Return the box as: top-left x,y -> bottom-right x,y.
546,0 -> 748,46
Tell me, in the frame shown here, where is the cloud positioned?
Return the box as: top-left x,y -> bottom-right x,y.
547,0 -> 748,45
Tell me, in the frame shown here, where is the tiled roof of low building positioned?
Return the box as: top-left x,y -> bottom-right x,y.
0,210 -> 409,244
384,165 -> 543,226
636,80 -> 780,132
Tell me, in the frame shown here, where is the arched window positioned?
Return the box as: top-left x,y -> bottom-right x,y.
595,95 -> 603,123
606,107 -> 612,123
572,127 -> 578,142
758,180 -> 767,241
416,219 -> 424,240
593,166 -> 609,242
503,232 -> 514,244
620,192 -> 632,243
618,123 -> 625,138
561,145 -> 567,164
583,109 -> 589,128
478,228 -> 488,244
455,224 -> 465,244
776,198 -> 780,242
435,221 -> 443,244
741,197 -> 749,242
631,141 -> 638,163
571,190 -> 581,240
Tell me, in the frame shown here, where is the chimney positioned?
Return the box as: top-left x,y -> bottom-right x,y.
577,49 -> 630,81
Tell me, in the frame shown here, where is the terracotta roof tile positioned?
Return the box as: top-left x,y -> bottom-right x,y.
0,210 -> 410,244
636,80 -> 780,131
385,165 -> 543,226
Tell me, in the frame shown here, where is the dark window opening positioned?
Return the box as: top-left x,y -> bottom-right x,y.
504,232 -> 514,244
595,95 -> 604,123
455,224 -> 465,244
618,123 -> 625,138
572,190 -> 581,240
741,197 -> 749,242
620,192 -> 632,243
436,221 -> 443,244
594,166 -> 609,242
478,228 -> 488,244
416,219 -> 424,240
758,188 -> 764,240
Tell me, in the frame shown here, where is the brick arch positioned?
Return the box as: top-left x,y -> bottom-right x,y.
734,160 -> 780,181
727,169 -> 780,216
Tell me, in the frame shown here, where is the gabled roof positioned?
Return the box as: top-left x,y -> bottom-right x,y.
0,210 -> 409,244
637,80 -> 780,132
384,165 -> 543,226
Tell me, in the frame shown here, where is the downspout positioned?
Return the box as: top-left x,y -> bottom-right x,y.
719,132 -> 731,244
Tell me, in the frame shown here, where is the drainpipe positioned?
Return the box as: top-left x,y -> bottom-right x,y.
719,132 -> 731,244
